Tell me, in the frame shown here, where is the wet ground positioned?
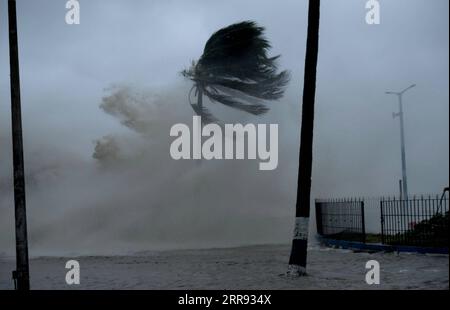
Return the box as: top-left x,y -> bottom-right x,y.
0,245 -> 448,290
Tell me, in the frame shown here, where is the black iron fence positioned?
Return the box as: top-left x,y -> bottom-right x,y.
381,195 -> 449,247
315,198 -> 366,243
316,192 -> 449,248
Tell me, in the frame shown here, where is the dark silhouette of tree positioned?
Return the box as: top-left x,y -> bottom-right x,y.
182,21 -> 290,123
288,0 -> 321,276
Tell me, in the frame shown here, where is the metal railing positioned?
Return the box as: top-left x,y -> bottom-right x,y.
315,198 -> 366,243
316,191 -> 449,248
381,195 -> 449,247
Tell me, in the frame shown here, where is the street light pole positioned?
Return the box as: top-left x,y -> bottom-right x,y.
8,0 -> 30,290
288,0 -> 321,276
397,92 -> 408,199
386,84 -> 416,200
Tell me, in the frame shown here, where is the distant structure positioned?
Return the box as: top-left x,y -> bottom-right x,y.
386,84 -> 416,200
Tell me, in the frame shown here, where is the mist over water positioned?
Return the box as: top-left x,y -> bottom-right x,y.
0,0 -> 448,257
0,84 -> 300,256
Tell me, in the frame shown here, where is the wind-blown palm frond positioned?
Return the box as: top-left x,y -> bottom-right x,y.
182,20 -> 290,119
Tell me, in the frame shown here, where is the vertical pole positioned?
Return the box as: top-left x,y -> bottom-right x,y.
288,0 -> 320,276
361,201 -> 366,244
399,179 -> 402,200
315,201 -> 323,236
8,0 -> 30,290
398,95 -> 408,200
380,200 -> 385,244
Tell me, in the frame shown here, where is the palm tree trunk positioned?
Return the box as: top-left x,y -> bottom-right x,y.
197,86 -> 203,129
196,87 -> 203,165
197,87 -> 203,110
288,0 -> 321,276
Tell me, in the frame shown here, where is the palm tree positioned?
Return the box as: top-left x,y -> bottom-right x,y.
288,0 -> 321,276
182,21 -> 290,123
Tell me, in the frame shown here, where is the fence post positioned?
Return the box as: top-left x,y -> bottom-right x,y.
361,201 -> 366,243
380,200 -> 385,244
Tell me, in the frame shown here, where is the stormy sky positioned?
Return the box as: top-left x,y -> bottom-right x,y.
0,0 -> 448,255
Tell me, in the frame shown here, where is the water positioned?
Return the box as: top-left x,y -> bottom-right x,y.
0,244 -> 448,290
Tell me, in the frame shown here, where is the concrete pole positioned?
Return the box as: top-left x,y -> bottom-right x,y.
8,0 -> 30,290
288,0 -> 320,276
398,94 -> 408,199
386,84 -> 415,201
